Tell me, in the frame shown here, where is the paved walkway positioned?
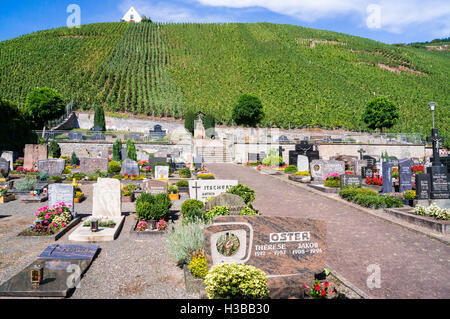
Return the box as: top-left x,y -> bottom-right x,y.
207,163 -> 450,299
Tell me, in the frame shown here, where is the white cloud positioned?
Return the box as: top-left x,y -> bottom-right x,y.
194,0 -> 450,36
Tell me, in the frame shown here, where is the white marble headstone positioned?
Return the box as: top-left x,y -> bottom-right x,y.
297,155 -> 309,172
92,178 -> 121,218
1,152 -> 14,171
48,184 -> 75,215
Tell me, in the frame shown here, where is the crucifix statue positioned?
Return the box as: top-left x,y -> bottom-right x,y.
426,128 -> 444,166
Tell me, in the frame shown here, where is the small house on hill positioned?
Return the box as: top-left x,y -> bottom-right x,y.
122,7 -> 142,23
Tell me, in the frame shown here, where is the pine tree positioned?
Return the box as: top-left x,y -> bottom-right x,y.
70,151 -> 79,165
93,105 -> 106,131
48,140 -> 61,158
126,139 -> 137,161
113,139 -> 122,162
184,111 -> 195,135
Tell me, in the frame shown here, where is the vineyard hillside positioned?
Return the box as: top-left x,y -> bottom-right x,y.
0,22 -> 448,143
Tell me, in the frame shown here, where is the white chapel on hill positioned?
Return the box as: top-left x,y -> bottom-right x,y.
122,7 -> 142,23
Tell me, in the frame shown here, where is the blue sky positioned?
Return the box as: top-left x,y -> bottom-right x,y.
0,0 -> 449,44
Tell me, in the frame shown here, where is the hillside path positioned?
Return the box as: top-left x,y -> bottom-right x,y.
206,163 -> 450,299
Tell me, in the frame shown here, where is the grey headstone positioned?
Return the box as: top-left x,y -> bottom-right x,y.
48,184 -> 75,215
0,158 -> 10,177
340,174 -> 362,189
120,158 -> 140,176
398,159 -> 412,192
205,193 -> 246,215
1,151 -> 14,171
381,162 -> 393,194
37,159 -> 65,177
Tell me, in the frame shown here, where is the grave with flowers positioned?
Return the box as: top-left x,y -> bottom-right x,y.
18,202 -> 81,241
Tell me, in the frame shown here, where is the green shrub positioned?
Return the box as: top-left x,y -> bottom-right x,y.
205,206 -> 229,222
112,139 -> 122,162
324,180 -> 340,188
168,222 -> 206,266
168,185 -> 178,194
112,174 -> 123,180
197,173 -> 214,179
68,172 -> 86,181
48,175 -> 62,182
38,172 -> 49,181
184,111 -> 196,135
181,199 -> 206,224
284,165 -> 297,173
231,94 -> 265,127
70,151 -> 79,166
204,263 -> 269,299
178,167 -> 191,178
126,139 -> 137,161
15,177 -> 36,191
24,87 -> 65,129
48,140 -> 61,158
381,195 -> 404,208
262,155 -> 282,166
136,193 -> 172,221
176,180 -> 189,187
339,187 -> 377,201
227,184 -> 255,205
241,206 -> 259,215
93,105 -> 106,131
108,161 -> 121,174
62,167 -> 71,174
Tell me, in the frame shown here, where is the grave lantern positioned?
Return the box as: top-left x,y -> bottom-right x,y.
30,264 -> 44,288
90,219 -> 99,232
429,102 -> 435,128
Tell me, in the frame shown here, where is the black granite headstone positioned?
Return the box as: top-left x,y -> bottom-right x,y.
398,159 -> 412,192
427,166 -> 450,199
382,162 -> 393,193
415,174 -> 431,200
340,174 -> 362,189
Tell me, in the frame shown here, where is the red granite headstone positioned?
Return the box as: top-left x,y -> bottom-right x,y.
23,144 -> 47,171
204,215 -> 327,299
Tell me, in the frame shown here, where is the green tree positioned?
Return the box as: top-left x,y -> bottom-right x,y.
0,98 -> 37,155
141,15 -> 153,23
184,111 -> 196,135
93,105 -> 106,131
24,87 -> 65,129
203,114 -> 215,138
48,140 -> 61,158
70,151 -> 79,165
232,94 -> 264,127
362,97 -> 399,133
112,139 -> 122,162
126,139 -> 137,161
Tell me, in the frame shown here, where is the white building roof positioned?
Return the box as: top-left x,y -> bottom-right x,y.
122,7 -> 142,22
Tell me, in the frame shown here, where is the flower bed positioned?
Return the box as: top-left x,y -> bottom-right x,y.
339,186 -> 403,209
18,202 -> 80,240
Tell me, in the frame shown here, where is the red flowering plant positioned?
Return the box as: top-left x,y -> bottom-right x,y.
411,165 -> 425,174
157,219 -> 167,231
366,176 -> 382,186
303,279 -> 330,299
29,202 -> 73,234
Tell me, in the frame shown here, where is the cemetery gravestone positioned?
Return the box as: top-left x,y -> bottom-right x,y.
189,180 -> 238,202
427,166 -> 450,199
37,159 -> 65,177
148,157 -> 167,167
415,174 -> 431,200
0,244 -> 100,297
154,166 -> 169,180
92,178 -> 121,218
142,180 -> 168,195
297,155 -> 309,172
340,174 -> 362,189
1,151 -> 14,171
310,160 -> 345,182
120,158 -> 140,176
79,157 -> 108,174
48,184 -> 75,216
381,162 -> 393,193
204,193 -> 246,215
0,158 -> 10,178
398,159 -> 413,192
24,144 -> 47,171
205,215 -> 326,299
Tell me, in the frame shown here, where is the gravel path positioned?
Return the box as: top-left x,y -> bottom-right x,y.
0,183 -> 199,299
206,163 -> 450,299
